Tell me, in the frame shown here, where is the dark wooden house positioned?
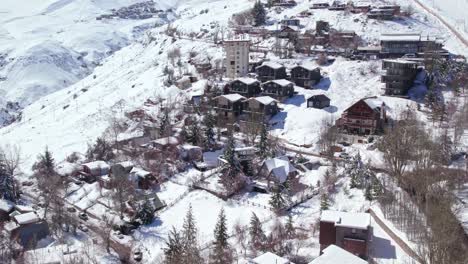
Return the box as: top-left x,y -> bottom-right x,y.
256,62 -> 287,82
278,25 -> 299,39
213,93 -> 246,121
261,79 -> 295,102
227,78 -> 261,97
336,98 -> 387,135
307,94 -> 330,109
290,64 -> 322,88
319,210 -> 372,260
243,96 -> 279,119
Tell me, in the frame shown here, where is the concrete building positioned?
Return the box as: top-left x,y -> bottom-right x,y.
224,39 -> 250,79
382,59 -> 420,95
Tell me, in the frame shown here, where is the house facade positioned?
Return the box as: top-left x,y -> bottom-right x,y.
382,59 -> 420,95
307,94 -> 330,109
256,62 -> 287,82
319,210 -> 372,260
336,98 -> 387,135
228,78 -> 261,97
258,156 -> 297,190
380,33 -> 443,56
290,65 -> 322,88
243,96 -> 279,119
261,79 -> 295,102
310,245 -> 367,264
224,39 -> 250,78
213,94 -> 246,121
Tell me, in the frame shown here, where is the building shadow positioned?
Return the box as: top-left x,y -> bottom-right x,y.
285,94 -> 305,106
371,236 -> 397,259
315,77 -> 331,91
270,111 -> 288,129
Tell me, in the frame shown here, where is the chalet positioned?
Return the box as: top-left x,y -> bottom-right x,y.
377,5 -> 401,15
281,18 -> 300,28
329,30 -> 359,49
130,167 -> 157,190
351,2 -> 371,13
250,252 -> 291,264
256,62 -> 287,82
278,25 -> 300,39
78,161 -> 110,182
309,245 -> 367,264
179,144 -> 203,162
382,59 -> 420,95
298,10 -> 312,17
311,2 -> 330,9
0,199 -> 14,222
243,96 -> 279,119
356,46 -> 381,59
319,210 -> 372,260
272,0 -> 297,7
307,94 -> 330,109
336,97 -> 387,135
235,146 -> 257,174
227,78 -> 261,97
290,64 -> 322,88
213,93 -> 246,120
258,156 -> 297,190
380,33 -> 443,57
261,79 -> 295,102
328,1 -> 347,10
8,212 -> 49,249
368,8 -> 395,20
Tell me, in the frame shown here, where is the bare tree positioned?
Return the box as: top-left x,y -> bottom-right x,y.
317,117 -> 338,157
0,144 -> 23,176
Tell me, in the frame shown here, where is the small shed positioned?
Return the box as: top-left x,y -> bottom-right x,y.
307,94 -> 331,109
258,156 -> 297,189
81,161 -> 110,177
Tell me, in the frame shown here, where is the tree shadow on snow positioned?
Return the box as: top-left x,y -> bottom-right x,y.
371,236 -> 397,259
315,77 -> 331,91
270,111 -> 288,130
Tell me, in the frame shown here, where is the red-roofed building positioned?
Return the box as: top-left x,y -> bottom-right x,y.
336,98 -> 388,135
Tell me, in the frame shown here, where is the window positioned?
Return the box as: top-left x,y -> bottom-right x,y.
352,228 -> 357,234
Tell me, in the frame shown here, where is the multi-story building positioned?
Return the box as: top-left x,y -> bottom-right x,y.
227,78 -> 261,97
336,97 -> 387,135
380,33 -> 443,56
382,59 -> 420,95
319,210 -> 372,260
224,39 -> 250,79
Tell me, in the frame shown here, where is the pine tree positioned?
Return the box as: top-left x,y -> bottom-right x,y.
187,122 -> 201,146
249,212 -> 265,250
204,111 -> 216,149
0,160 -> 19,203
32,147 -> 56,177
181,205 -> 202,264
269,184 -> 286,210
285,214 -> 295,239
159,110 -> 170,136
320,193 -> 329,211
372,179 -> 383,197
365,184 -> 373,201
350,174 -> 358,188
253,1 -> 266,26
86,137 -> 114,161
164,226 -> 184,264
223,131 -> 236,169
136,197 -> 155,225
210,208 -> 232,264
257,121 -> 269,159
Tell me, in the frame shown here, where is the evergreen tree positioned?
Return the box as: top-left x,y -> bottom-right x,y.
372,179 -> 383,197
350,173 -> 358,188
136,197 -> 155,225
269,184 -> 287,210
164,226 -> 184,264
365,184 -> 373,201
320,193 -> 329,211
32,147 -> 56,177
253,1 -> 266,26
249,212 -> 265,250
187,122 -> 201,146
210,208 -> 232,264
204,111 -> 216,149
223,130 -> 236,169
86,137 -> 114,161
0,160 -> 19,203
159,109 -> 170,136
285,214 -> 295,239
181,205 -> 203,264
257,121 -> 270,159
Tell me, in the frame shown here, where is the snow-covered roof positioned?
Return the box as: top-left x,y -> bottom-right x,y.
294,63 -> 318,71
15,204 -> 34,213
117,161 -> 134,170
235,146 -> 257,152
14,212 -> 40,225
131,167 -> 152,178
353,1 -> 371,7
252,96 -> 277,105
309,245 -> 367,264
363,98 -> 385,110
258,61 -> 284,70
307,94 -> 330,102
0,199 -> 14,212
251,252 -> 291,264
380,33 -> 421,42
263,156 -> 296,183
235,77 -> 259,85
153,136 -> 179,146
321,210 -> 371,230
117,128 -> 145,142
383,59 -> 419,65
220,93 -> 246,102
270,79 -> 293,87
82,160 -> 110,170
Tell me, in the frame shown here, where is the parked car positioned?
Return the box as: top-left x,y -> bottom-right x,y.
78,224 -> 88,232
133,249 -> 143,262
78,212 -> 89,221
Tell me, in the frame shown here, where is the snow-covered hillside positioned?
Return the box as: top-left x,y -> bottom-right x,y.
0,0 -> 175,109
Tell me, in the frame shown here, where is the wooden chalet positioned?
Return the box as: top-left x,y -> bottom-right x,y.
280,18 -> 300,28
311,2 -> 330,9
278,25 -> 299,39
261,79 -> 295,102
307,94 -> 330,109
227,78 -> 261,97
319,210 -> 372,260
256,62 -> 287,82
351,2 -> 371,13
328,1 -> 347,10
257,157 -> 297,191
336,98 -> 387,135
243,96 -> 279,119
290,64 -> 322,88
213,93 -> 246,121
310,245 -> 367,264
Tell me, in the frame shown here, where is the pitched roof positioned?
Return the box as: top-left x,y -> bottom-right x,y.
307,94 -> 330,102
309,245 -> 367,264
153,136 -> 179,146
363,98 -> 385,110
0,199 -> 14,212
258,61 -> 284,70
14,212 -> 40,225
235,77 -> 259,85
270,79 -> 293,87
252,96 -> 277,105
82,160 -> 110,170
320,210 -> 371,230
252,252 -> 290,264
263,156 -> 296,183
380,33 -> 421,42
293,63 -> 319,71
220,93 -> 246,102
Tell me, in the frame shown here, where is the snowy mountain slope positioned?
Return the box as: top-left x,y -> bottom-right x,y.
418,0 -> 468,39
0,0 -> 175,108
